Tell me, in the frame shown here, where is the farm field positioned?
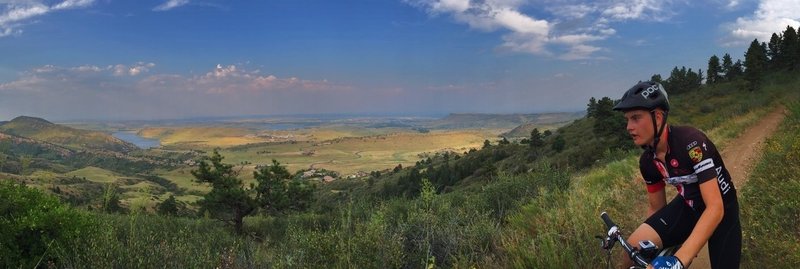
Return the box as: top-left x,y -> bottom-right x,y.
140,125 -> 507,176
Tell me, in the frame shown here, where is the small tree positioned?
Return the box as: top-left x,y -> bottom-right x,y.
253,159 -> 314,215
529,128 -> 544,149
192,149 -> 256,233
101,183 -> 124,214
157,195 -> 180,216
499,137 -> 510,145
552,135 -> 566,153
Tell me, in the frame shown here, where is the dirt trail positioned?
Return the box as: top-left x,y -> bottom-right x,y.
689,106 -> 786,268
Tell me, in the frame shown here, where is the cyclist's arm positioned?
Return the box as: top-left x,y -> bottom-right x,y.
646,188 -> 666,217
673,177 -> 724,266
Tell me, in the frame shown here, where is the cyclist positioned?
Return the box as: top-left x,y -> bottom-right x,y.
612,81 -> 741,269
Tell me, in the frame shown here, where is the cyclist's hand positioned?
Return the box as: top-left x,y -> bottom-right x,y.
650,256 -> 684,269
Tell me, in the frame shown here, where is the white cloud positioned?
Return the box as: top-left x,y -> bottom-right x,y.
724,0 -> 800,46
112,62 -> 155,76
601,0 -> 666,21
0,63 -> 356,119
52,0 -> 94,10
405,0 -> 682,60
153,0 -> 190,12
0,0 -> 95,37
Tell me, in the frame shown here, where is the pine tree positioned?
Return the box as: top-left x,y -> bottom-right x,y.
157,195 -> 180,216
529,128 -> 544,148
744,39 -> 769,91
586,97 -> 598,118
650,74 -> 663,83
253,159 -> 314,214
780,26 -> 798,70
707,55 -> 721,84
722,53 -> 734,81
768,33 -> 783,69
192,149 -> 256,233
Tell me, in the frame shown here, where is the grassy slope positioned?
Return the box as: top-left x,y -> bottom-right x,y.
740,104 -> 800,265
0,116 -> 136,152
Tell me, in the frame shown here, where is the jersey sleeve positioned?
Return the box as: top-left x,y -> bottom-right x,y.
639,153 -> 665,193
684,131 -> 719,183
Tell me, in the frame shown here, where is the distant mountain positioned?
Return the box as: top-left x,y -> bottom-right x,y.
0,116 -> 137,152
426,112 -> 584,129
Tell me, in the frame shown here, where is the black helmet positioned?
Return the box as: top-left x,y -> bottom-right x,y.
612,81 -> 670,112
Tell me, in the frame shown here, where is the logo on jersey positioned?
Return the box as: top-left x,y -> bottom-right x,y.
670,159 -> 679,167
689,146 -> 703,163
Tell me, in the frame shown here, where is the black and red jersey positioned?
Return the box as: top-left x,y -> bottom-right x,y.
639,126 -> 737,211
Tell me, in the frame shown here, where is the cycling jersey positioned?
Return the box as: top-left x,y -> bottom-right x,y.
638,126 -> 737,211
638,125 -> 741,268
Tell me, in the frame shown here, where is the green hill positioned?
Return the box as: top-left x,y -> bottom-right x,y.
0,116 -> 137,152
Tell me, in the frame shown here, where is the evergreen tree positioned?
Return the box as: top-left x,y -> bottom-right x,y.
586,97 -> 598,118
722,53 -> 734,80
529,128 -> 544,148
707,55 -> 721,84
768,33 -> 783,69
192,149 -> 256,233
253,159 -> 314,214
780,26 -> 799,70
157,195 -> 180,216
552,135 -> 566,153
650,74 -> 663,83
744,39 -> 769,91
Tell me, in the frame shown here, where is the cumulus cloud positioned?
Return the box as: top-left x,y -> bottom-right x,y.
724,0 -> 800,46
405,0 -> 679,60
0,0 -> 95,37
153,0 -> 190,11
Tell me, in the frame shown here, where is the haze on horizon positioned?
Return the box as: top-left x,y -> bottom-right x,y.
0,0 -> 798,121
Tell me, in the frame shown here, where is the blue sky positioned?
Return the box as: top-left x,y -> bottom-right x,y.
0,0 -> 798,121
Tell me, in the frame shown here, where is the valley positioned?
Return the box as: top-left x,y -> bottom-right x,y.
0,112 -> 580,212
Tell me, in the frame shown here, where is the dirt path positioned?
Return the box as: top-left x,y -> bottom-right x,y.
690,106 -> 786,268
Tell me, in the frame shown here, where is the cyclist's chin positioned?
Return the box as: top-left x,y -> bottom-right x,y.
632,137 -> 649,147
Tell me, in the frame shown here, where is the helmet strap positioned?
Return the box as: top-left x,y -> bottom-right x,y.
645,110 -> 668,154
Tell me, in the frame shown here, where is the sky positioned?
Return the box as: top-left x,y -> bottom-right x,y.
0,0 -> 798,121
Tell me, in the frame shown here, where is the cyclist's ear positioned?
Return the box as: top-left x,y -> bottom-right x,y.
653,108 -> 667,124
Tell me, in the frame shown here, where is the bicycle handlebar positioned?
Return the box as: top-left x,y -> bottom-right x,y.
601,211 -> 616,229
599,212 -> 650,268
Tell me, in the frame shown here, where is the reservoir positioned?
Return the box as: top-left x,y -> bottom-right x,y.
112,131 -> 161,149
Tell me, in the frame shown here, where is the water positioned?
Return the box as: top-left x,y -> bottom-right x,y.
112,131 -> 161,149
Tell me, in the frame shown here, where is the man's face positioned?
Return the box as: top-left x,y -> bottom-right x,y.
623,110 -> 654,146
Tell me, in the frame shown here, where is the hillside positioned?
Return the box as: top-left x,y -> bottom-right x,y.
0,116 -> 137,152
426,112 -> 583,129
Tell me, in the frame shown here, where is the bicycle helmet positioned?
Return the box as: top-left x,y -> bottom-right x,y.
613,81 -> 670,152
612,81 -> 670,112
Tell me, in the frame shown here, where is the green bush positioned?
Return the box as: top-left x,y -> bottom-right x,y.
0,181 -> 93,268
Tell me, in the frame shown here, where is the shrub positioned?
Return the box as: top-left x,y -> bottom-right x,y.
0,181 -> 93,268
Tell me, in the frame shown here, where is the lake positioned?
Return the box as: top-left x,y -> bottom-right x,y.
112,131 -> 161,149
